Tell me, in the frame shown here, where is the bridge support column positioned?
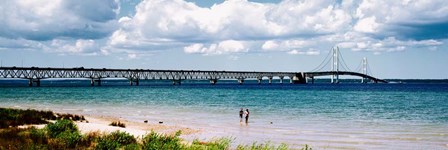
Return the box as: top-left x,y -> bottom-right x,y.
310,77 -> 315,84
289,76 -> 294,84
90,78 -> 101,86
173,79 -> 181,85
279,76 -> 284,84
129,78 -> 139,86
210,79 -> 218,85
35,79 -> 41,87
28,79 -> 33,87
292,73 -> 307,84
268,76 -> 273,84
238,79 -> 244,85
28,78 -> 41,87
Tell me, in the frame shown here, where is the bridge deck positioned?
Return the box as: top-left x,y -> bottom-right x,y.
0,67 -> 387,86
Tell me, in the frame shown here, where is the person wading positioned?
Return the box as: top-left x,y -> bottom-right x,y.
244,109 -> 250,124
239,108 -> 244,122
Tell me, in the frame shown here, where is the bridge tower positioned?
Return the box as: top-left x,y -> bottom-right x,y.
361,57 -> 367,83
331,47 -> 340,83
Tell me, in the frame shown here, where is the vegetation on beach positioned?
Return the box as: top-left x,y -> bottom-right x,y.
109,121 -> 126,128
0,107 -> 86,128
0,108 -> 310,150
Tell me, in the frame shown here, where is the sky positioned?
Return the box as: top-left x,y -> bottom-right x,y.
0,0 -> 447,79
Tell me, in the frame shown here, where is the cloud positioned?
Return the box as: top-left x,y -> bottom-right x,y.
354,0 -> 448,40
336,36 -> 443,53
0,0 -> 119,41
287,49 -> 320,55
184,40 -> 248,55
107,0 -> 352,55
1,0 -> 448,57
43,39 -> 100,55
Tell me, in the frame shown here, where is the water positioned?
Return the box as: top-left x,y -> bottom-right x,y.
1,79 -> 447,149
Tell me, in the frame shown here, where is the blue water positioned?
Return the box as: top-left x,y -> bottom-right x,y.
1,79 -> 447,149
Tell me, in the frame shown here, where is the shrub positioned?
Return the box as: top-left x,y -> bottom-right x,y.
236,142 -> 289,150
56,130 -> 82,148
0,108 -> 55,128
29,127 -> 48,144
46,119 -> 78,138
142,131 -> 183,150
109,121 -> 126,128
96,131 -> 136,150
189,138 -> 232,150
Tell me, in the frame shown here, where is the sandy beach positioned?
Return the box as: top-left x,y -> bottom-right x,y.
76,115 -> 200,137
19,112 -> 201,141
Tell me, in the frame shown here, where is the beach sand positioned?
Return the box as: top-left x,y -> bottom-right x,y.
18,113 -> 201,140
76,116 -> 200,137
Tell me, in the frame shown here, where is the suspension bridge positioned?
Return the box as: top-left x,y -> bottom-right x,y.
0,47 -> 387,86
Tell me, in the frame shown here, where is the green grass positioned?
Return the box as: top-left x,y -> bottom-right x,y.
0,107 -> 86,129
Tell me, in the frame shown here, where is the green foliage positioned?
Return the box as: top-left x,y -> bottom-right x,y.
142,131 -> 183,150
56,130 -> 82,148
46,119 -> 78,138
29,127 -> 48,144
236,142 -> 289,150
110,121 -> 126,128
189,138 -> 232,150
0,108 -> 55,128
301,144 -> 312,150
96,131 -> 137,150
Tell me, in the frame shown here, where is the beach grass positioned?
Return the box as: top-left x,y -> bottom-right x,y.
0,108 -> 308,150
109,121 -> 126,128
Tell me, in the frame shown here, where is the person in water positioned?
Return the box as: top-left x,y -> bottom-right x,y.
244,109 -> 249,123
239,108 -> 244,122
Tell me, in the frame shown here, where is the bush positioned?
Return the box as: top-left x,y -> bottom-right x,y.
56,130 -> 82,148
46,119 -> 78,138
109,121 -> 126,128
189,138 -> 232,150
29,127 -> 48,144
0,108 -> 55,128
142,131 -> 183,150
96,131 -> 136,150
236,142 -> 289,150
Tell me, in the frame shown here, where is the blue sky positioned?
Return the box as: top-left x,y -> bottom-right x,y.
0,0 -> 447,79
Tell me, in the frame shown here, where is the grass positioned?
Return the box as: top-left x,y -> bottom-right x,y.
0,107 -> 86,129
0,108 -> 310,150
109,121 -> 126,128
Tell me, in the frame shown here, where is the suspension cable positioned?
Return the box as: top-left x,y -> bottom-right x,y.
311,48 -> 332,72
337,48 -> 352,71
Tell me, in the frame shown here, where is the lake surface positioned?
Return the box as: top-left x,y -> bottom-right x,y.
1,79 -> 447,149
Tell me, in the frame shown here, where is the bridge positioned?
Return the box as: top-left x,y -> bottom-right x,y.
0,47 -> 387,86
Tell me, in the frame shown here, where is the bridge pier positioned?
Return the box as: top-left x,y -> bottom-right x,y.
129,78 -> 139,86
28,78 -> 41,87
210,79 -> 218,85
173,79 -> 181,85
291,73 -> 307,84
310,77 -> 315,84
257,77 -> 262,84
268,76 -> 273,84
90,78 -> 101,86
279,76 -> 284,84
238,78 -> 244,85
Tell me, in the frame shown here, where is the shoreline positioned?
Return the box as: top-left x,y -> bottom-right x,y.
9,107 -> 201,139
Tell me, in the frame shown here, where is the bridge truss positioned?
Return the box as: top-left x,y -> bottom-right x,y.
0,47 -> 387,86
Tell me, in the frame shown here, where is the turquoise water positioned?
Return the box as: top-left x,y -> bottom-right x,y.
1,80 -> 447,149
